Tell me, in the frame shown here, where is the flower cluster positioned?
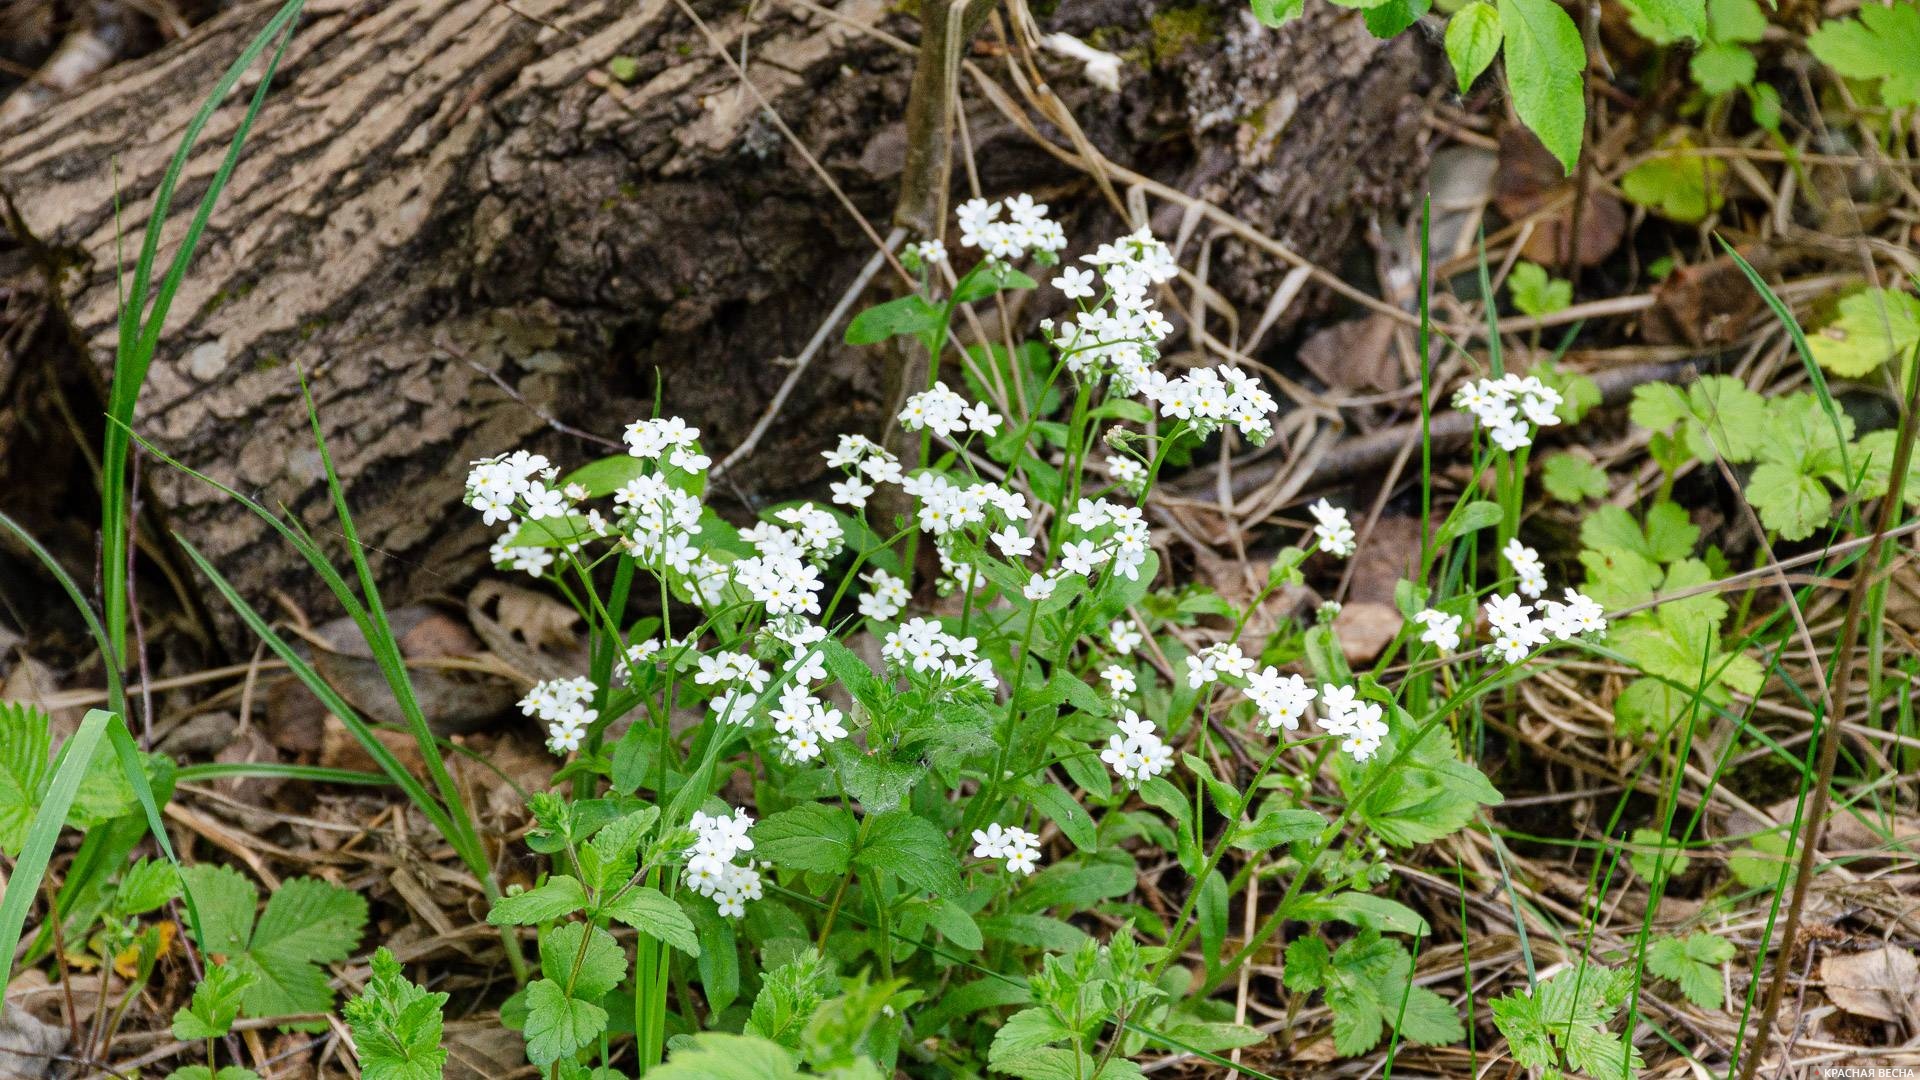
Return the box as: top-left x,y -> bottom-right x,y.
1413,608 -> 1464,652
686,808 -> 762,918
1317,684 -> 1389,763
880,618 -> 997,691
466,450 -> 557,527
971,822 -> 1043,875
1308,499 -> 1357,558
956,194 -> 1068,262
1186,641 -> 1255,689
1100,710 -> 1173,787
1453,373 -> 1564,452
857,568 -> 911,621
1503,538 -> 1548,598
899,381 -> 1003,440
520,677 -> 598,754
766,684 -> 850,763
1246,669 -> 1316,732
1142,365 -> 1279,443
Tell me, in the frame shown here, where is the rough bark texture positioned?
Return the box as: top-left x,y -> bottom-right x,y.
0,0 -> 1435,642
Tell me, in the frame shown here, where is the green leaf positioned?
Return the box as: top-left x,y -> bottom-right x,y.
115,858 -> 182,918
1729,830 -> 1795,889
1707,0 -> 1767,42
1250,0 -> 1305,24
539,922 -> 627,999
1630,375 -> 1770,464
1580,503 -> 1696,565
1646,933 -> 1733,1009
844,294 -> 941,346
523,979 -> 609,1067
1498,0 -> 1588,173
1508,261 -> 1571,317
1542,453 -> 1609,502
1347,714 -> 1502,847
1621,143 -> 1726,223
755,803 -> 857,876
651,1033 -> 803,1079
1231,808 -> 1326,851
237,877 -> 369,1025
173,963 -> 253,1041
180,863 -> 259,959
1027,784 -> 1097,854
1283,937 -> 1333,991
1619,0 -> 1706,42
746,948 -> 833,1050
1445,2 -> 1504,93
0,702 -> 52,857
1364,0 -> 1431,37
601,886 -> 701,957
343,947 -> 449,1080
989,1008 -> 1078,1067
856,812 -> 962,896
1806,287 -> 1920,378
1748,461 -> 1833,540
488,876 -> 590,926
1807,1 -> 1920,108
1440,500 -> 1506,546
1690,42 -> 1756,93
1627,826 -> 1693,881
927,899 -> 984,951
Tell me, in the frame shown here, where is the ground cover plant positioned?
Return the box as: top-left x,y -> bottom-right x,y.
0,0 -> 1918,1077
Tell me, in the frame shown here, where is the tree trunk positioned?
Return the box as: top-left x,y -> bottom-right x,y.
0,0 -> 1435,645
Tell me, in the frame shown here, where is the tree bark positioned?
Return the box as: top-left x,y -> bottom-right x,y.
0,0 -> 1437,644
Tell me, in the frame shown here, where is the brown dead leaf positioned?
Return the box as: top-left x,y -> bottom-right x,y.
1495,129 -> 1626,268
1641,249 -> 1778,346
1299,315 -> 1400,392
0,988 -> 65,1080
312,606 -> 518,735
1334,602 -> 1401,666
1821,946 -> 1920,1023
468,580 -> 589,683
321,714 -> 427,777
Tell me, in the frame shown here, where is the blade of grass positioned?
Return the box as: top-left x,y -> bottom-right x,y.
101,0 -> 305,696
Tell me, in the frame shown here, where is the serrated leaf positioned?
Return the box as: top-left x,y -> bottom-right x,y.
1619,0 -> 1706,42
601,886 -> 700,957
989,1007 -> 1077,1065
1628,826 -> 1693,881
1807,1 -> 1920,108
180,864 -> 258,959
1806,287 -> 1920,378
754,803 -> 857,875
1690,41 -> 1756,93
1445,2 -> 1503,93
1621,141 -> 1726,223
237,878 -> 368,1026
651,1032 -> 803,1079
539,922 -> 626,1000
1748,461 -> 1833,540
522,978 -> 608,1067
855,812 -> 961,896
1498,0 -> 1588,173
173,963 -> 253,1041
114,858 -> 182,918
746,948 -> 832,1049
1542,453 -> 1609,502
488,876 -> 590,926
1508,261 -> 1572,317
0,702 -> 52,856
1647,933 -> 1732,1009
344,947 -> 449,1080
